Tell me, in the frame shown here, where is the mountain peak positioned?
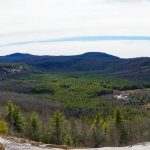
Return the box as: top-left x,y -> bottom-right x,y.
81,52 -> 119,59
6,53 -> 32,58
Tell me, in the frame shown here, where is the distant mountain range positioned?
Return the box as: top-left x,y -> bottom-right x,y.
0,52 -> 150,81
0,52 -> 119,63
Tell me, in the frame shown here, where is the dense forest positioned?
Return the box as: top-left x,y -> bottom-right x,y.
0,71 -> 150,148
2,100 -> 150,147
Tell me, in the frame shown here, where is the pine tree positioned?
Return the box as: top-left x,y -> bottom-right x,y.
70,119 -> 79,146
115,108 -> 127,145
12,106 -> 24,133
92,112 -> 108,147
25,112 -> 40,141
64,132 -> 73,146
115,108 -> 124,130
6,101 -> 24,133
6,100 -> 15,134
48,110 -> 65,144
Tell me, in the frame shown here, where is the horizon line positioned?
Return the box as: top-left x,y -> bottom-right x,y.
1,51 -> 150,59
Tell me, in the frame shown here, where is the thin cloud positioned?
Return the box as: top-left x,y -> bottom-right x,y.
1,36 -> 150,48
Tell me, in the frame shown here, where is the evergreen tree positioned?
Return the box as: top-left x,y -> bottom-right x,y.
12,106 -> 24,133
64,131 -> 73,146
25,112 -> 40,141
92,112 -> 108,147
6,101 -> 15,134
115,108 -> 127,145
48,110 -> 65,144
70,119 -> 79,146
6,101 -> 24,134
115,108 -> 124,130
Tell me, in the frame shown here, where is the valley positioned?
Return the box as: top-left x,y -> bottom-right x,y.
0,52 -> 150,148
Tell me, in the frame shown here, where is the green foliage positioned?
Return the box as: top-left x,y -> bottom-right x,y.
12,106 -> 24,132
69,119 -> 81,146
1,73 -> 150,147
91,113 -> 108,147
2,101 -> 150,147
115,108 -> 128,145
115,108 -> 124,130
25,112 -> 41,141
0,63 -> 27,70
21,73 -> 143,111
0,120 -> 8,135
48,111 -> 65,144
6,101 -> 24,133
64,132 -> 73,146
6,100 -> 14,133
29,86 -> 55,95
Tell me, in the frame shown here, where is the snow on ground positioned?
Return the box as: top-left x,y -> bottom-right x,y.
73,143 -> 150,150
1,136 -> 150,150
74,143 -> 150,150
113,94 -> 129,100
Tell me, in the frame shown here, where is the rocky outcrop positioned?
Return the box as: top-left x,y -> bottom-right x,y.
1,136 -> 150,150
0,136 -> 69,150
0,63 -> 31,79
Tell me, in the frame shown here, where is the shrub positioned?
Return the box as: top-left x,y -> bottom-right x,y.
0,120 -> 8,135
29,86 -> 55,95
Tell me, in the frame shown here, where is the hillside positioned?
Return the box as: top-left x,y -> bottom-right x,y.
0,68 -> 150,148
0,52 -> 149,81
0,63 -> 31,79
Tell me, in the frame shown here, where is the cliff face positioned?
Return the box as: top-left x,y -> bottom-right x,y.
0,64 -> 31,79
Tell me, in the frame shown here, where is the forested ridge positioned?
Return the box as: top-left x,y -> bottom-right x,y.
0,52 -> 150,81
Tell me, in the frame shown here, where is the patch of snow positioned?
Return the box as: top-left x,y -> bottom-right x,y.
74,143 -> 150,150
114,94 -> 128,100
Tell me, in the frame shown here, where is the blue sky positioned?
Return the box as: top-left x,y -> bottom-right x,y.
0,0 -> 150,57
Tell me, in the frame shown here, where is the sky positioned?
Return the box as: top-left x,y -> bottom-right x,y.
0,0 -> 150,58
